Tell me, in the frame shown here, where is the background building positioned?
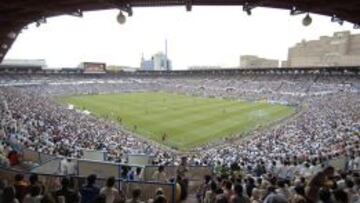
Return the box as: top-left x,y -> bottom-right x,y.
287,31 -> 360,67
140,56 -> 154,71
240,55 -> 279,68
188,66 -> 222,70
140,52 -> 172,71
1,59 -> 47,68
153,52 -> 171,71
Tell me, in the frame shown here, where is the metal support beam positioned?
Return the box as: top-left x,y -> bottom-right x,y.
185,0 -> 192,12
111,0 -> 133,16
69,9 -> 83,17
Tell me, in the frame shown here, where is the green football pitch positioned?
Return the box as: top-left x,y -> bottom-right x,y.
59,92 -> 295,150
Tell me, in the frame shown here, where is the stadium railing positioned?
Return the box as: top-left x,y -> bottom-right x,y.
4,140 -> 178,202
21,148 -> 58,165
4,139 -> 59,170
143,165 -> 213,182
0,166 -> 177,203
143,165 -> 213,193
2,138 -> 350,203
5,139 -> 214,202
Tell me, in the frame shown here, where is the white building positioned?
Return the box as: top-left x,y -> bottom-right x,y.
153,52 -> 171,70
141,52 -> 172,71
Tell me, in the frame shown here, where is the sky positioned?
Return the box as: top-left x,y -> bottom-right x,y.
5,6 -> 360,69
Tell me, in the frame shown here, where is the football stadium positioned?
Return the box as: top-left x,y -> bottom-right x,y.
0,1 -> 360,203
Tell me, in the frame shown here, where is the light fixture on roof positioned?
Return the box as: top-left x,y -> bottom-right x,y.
243,2 -> 256,16
36,16 -> 47,27
290,6 -> 305,15
70,9 -> 83,17
331,15 -> 344,25
7,32 -> 17,39
124,3 -> 133,17
117,11 -> 126,24
302,13 -> 312,26
1,44 -> 8,50
112,1 -> 132,24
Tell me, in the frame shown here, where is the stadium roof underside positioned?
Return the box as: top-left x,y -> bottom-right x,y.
1,0 -> 360,62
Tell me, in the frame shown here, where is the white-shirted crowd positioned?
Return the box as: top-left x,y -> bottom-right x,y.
0,72 -> 359,203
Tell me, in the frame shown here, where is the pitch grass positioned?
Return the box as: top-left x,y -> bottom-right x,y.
59,92 -> 295,151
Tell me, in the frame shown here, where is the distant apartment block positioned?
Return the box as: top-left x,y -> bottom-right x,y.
140,52 -> 172,71
287,31 -> 360,67
240,55 -> 279,68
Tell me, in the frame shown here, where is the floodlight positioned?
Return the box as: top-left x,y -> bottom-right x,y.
1,44 -> 8,50
302,13 -> 312,26
7,32 -> 17,39
117,11 -> 126,24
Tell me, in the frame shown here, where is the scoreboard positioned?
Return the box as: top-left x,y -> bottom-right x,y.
80,62 -> 106,74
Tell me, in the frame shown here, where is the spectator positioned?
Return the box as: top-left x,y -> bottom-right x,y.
80,174 -> 99,203
204,181 -> 217,203
125,188 -> 143,203
222,180 -> 233,201
53,177 -> 80,203
13,174 -> 29,202
306,172 -> 326,203
1,186 -> 20,203
333,189 -> 348,203
289,186 -> 306,203
151,166 -> 168,182
250,188 -> 261,203
127,168 -> 142,181
92,194 -> 106,203
29,174 -> 45,195
318,189 -> 333,203
0,179 -> 6,196
148,188 -> 166,203
60,158 -> 77,176
215,194 -> 228,203
40,193 -> 56,203
230,184 -> 250,203
344,179 -> 358,203
152,195 -> 167,203
177,157 -> 189,200
262,186 -> 287,203
8,150 -> 20,167
197,175 -> 212,202
23,185 -> 43,203
276,180 -> 290,200
245,177 -> 255,198
100,177 -> 123,203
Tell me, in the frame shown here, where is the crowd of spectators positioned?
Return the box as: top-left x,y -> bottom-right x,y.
0,72 -> 359,202
0,173 -> 169,203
